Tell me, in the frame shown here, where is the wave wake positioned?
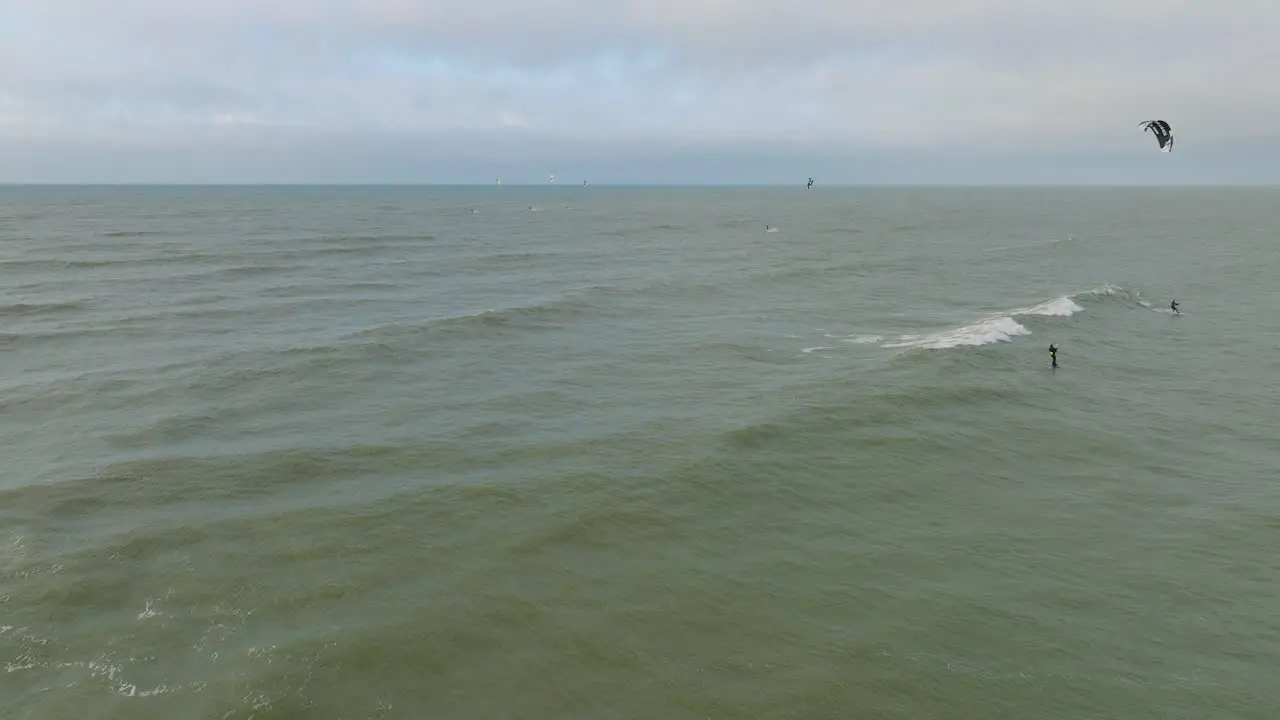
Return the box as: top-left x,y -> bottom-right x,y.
0,300 -> 88,317
881,315 -> 1034,350
848,287 -> 1116,351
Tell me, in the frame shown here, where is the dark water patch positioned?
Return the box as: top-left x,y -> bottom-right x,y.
472,250 -> 580,266
123,243 -> 433,270
629,274 -> 752,302
686,340 -> 805,366
169,293 -> 232,307
0,254 -> 228,273
109,343 -> 419,409
217,263 -> 313,278
745,257 -> 874,284
0,374 -> 159,415
100,230 -> 169,238
816,226 -> 865,236
0,441 -> 483,543
0,258 -> 117,270
0,321 -> 230,350
90,305 -> 259,329
594,224 -> 659,238
0,300 -> 89,316
315,232 -> 435,244
350,295 -> 605,344
256,280 -> 400,298
303,243 -> 423,258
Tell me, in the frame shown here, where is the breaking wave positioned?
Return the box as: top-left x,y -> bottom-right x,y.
881,315 -> 1034,350
847,285 -> 1144,351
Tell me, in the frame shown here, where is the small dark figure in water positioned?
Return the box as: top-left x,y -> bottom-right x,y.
1049,343 -> 1058,368
807,177 -> 814,189
1170,300 -> 1179,314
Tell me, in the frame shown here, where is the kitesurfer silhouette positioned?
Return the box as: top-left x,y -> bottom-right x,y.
1170,300 -> 1179,314
1049,344 -> 1058,368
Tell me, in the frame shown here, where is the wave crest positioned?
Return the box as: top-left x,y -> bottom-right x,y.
882,316 -> 1031,350
849,288 -> 1102,351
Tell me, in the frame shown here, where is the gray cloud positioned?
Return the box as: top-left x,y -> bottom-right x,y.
3,1 -> 1279,182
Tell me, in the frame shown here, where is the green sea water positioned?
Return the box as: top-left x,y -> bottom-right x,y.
2,185 -> 1278,719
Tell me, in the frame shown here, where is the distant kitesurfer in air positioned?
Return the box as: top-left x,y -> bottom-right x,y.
1170,300 -> 1179,314
1049,344 -> 1058,368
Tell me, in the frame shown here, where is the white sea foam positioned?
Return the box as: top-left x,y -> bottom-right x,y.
1083,282 -> 1160,308
834,287 -> 1112,352
137,600 -> 159,620
1011,296 -> 1083,317
1086,282 -> 1142,303
881,316 -> 1031,350
856,292 -> 1084,351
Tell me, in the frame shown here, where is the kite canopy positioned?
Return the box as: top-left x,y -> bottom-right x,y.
1138,120 -> 1173,152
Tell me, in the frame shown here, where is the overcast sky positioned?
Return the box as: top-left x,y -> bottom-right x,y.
3,1 -> 1279,183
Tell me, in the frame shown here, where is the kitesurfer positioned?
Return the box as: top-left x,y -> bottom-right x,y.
1049,344 -> 1058,368
807,177 -> 814,189
1170,300 -> 1179,314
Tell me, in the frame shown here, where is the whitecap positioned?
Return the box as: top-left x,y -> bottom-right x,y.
1012,296 -> 1083,317
881,316 -> 1030,350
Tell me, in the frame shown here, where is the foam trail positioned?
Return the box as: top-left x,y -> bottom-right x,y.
841,289 -> 1095,352
1012,296 -> 1083,317
1086,283 -> 1148,306
882,316 -> 1030,350
1091,283 -> 1178,313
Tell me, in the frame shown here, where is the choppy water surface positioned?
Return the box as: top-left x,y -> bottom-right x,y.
2,185 -> 1278,719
